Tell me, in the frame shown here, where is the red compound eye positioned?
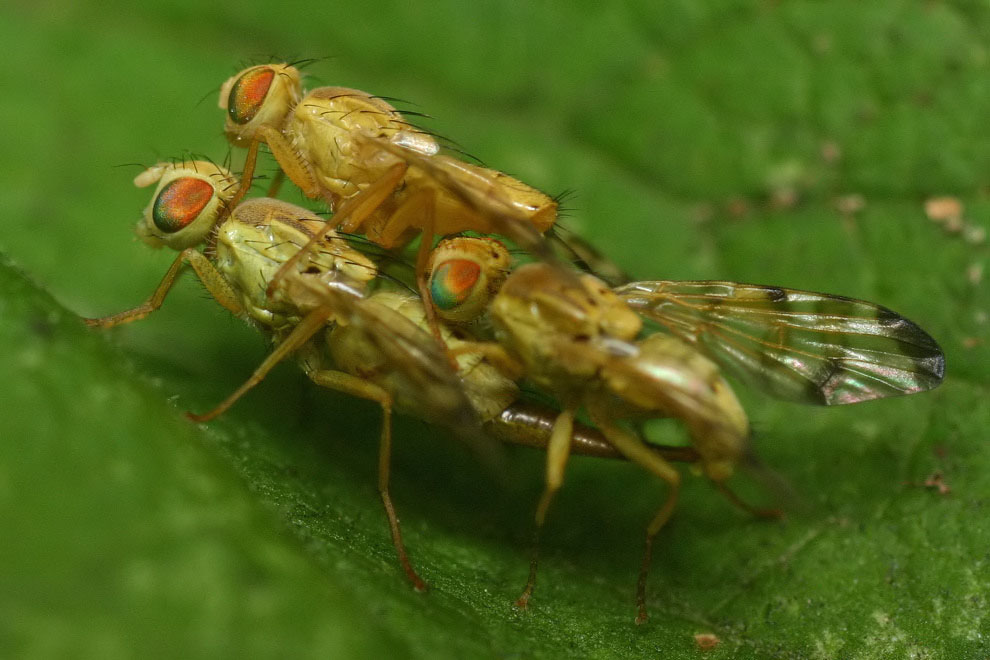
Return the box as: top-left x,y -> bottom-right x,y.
152,178 -> 214,233
430,259 -> 481,311
228,67 -> 275,124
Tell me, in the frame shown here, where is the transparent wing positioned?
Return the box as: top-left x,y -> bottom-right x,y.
616,280 -> 945,406
315,279 -> 481,433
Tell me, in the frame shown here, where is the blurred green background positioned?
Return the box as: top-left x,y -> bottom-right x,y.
1,1 -> 987,657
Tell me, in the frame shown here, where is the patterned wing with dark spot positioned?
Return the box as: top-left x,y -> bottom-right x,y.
616,281 -> 945,406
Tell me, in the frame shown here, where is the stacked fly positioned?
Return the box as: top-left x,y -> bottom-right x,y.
86,62 -> 945,624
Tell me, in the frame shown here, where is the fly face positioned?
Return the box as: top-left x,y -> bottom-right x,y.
219,63 -> 302,146
427,236 -> 511,325
133,159 -> 238,250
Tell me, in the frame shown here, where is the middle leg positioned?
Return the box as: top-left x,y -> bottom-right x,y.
588,404 -> 681,625
303,363 -> 428,592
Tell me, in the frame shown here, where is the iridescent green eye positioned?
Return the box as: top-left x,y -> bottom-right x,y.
152,177 -> 214,233
228,67 -> 274,124
430,259 -> 481,311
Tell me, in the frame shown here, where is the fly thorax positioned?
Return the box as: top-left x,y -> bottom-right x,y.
493,263 -> 608,385
290,97 -> 358,196
215,222 -> 298,330
577,275 -> 642,340
295,87 -> 435,198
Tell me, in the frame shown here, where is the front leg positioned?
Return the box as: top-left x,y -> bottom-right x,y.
258,125 -> 323,200
515,406 -> 577,610
230,127 -> 323,208
84,249 -> 244,329
206,127 -> 324,255
371,186 -> 451,359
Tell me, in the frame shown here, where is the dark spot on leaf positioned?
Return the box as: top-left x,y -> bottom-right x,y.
29,315 -> 55,339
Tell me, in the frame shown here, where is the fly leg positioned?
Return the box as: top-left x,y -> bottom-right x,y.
84,249 -> 244,328
712,481 -> 783,520
370,187 -> 448,347
229,127 -> 323,210
265,169 -> 286,197
267,161 -> 408,299
302,362 -> 428,592
588,404 -> 681,626
515,406 -> 576,610
370,187 -> 460,363
204,127 -> 324,252
186,305 -> 333,423
354,134 -> 551,258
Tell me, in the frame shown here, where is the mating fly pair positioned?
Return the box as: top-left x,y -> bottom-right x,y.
86,159 -> 683,596
85,62 -> 945,624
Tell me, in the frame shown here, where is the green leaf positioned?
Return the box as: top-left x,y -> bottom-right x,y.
1,1 -> 987,657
